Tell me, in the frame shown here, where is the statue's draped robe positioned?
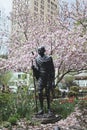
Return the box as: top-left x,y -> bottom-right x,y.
34,55 -> 55,90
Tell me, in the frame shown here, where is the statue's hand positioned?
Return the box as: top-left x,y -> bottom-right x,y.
52,81 -> 55,88
31,65 -> 35,70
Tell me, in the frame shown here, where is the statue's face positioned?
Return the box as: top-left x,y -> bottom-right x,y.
38,47 -> 45,56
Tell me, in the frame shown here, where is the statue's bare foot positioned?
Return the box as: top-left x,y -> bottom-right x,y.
37,109 -> 44,115
48,109 -> 54,117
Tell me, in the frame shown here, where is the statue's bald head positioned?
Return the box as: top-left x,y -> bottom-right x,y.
38,46 -> 46,56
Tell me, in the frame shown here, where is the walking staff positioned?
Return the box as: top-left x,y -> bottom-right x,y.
31,52 -> 38,112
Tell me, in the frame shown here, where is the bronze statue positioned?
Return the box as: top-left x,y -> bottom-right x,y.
32,46 -> 55,115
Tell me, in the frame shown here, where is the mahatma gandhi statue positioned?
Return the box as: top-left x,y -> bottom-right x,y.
32,46 -> 55,115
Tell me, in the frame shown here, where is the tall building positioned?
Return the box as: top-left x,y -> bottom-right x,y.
12,0 -> 58,23
0,8 -> 10,55
11,0 -> 58,42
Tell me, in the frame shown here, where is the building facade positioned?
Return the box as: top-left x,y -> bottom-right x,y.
12,0 -> 58,22
74,72 -> 87,87
11,0 -> 58,43
8,72 -> 31,93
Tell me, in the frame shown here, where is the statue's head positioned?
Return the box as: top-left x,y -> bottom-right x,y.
38,46 -> 45,56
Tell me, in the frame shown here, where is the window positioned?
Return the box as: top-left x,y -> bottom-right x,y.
25,75 -> 27,79
34,6 -> 38,12
47,8 -> 50,12
41,5 -> 44,10
18,74 -> 21,79
40,10 -> 44,15
34,1 -> 38,6
34,12 -> 38,16
40,15 -> 44,21
51,2 -> 57,9
51,11 -> 54,15
48,4 -> 50,8
47,14 -> 50,18
34,12 -> 38,21
51,16 -> 53,19
41,0 -> 44,4
48,0 -> 50,3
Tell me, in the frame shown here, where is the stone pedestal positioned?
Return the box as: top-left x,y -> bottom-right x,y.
32,113 -> 62,124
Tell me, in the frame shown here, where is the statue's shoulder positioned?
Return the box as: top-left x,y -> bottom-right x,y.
48,55 -> 52,60
35,55 -> 40,61
44,55 -> 49,59
45,55 -> 52,62
45,55 -> 50,58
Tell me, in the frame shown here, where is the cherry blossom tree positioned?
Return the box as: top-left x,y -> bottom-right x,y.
0,0 -> 87,85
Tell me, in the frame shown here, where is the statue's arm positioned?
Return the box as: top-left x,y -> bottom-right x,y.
32,59 -> 39,80
34,59 -> 39,80
50,57 -> 55,80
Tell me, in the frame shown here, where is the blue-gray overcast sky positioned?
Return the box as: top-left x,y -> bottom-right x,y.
63,0 -> 75,3
0,0 -> 12,15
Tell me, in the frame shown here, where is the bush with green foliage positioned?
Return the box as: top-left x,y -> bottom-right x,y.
68,86 -> 79,98
15,86 -> 35,120
0,92 -> 14,121
8,116 -> 18,125
2,121 -> 11,128
78,100 -> 87,110
0,71 -> 12,87
68,90 -> 77,98
54,87 -> 61,98
70,86 -> 79,92
0,85 -> 35,123
51,99 -> 77,118
64,75 -> 75,89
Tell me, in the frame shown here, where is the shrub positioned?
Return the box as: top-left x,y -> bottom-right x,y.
0,86 -> 35,122
8,116 -> 18,125
70,86 -> 79,92
68,90 -> 77,98
78,100 -> 87,110
64,75 -> 75,89
51,99 -> 76,118
16,86 -> 35,119
0,72 -> 37,123
0,92 -> 14,121
2,121 -> 11,128
54,87 -> 61,98
68,86 -> 79,98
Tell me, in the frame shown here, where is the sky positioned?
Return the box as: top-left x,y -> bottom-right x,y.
63,0 -> 75,3
0,0 -> 12,15
62,0 -> 75,7
0,0 -> 75,16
